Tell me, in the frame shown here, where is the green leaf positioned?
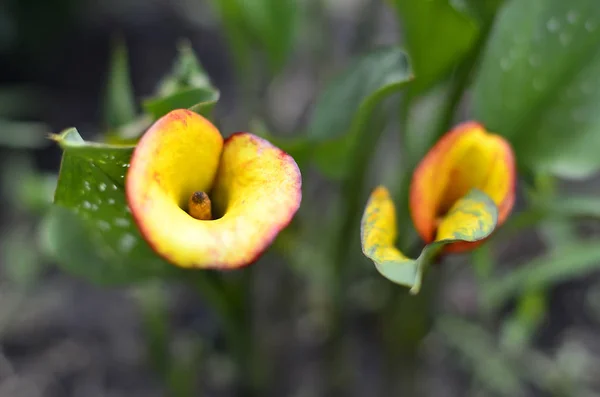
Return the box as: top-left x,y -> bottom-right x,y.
104,38 -> 137,129
403,83 -> 451,166
48,128 -> 181,284
463,0 -> 506,22
390,0 -> 479,95
145,88 -> 219,120
484,241 -> 600,309
307,47 -> 413,179
239,0 -> 297,72
362,188 -> 498,294
472,0 -> 600,178
208,0 -> 297,73
143,41 -> 220,121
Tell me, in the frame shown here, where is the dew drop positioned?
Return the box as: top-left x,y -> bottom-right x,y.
97,220 -> 111,231
119,234 -> 137,252
122,163 -> 130,168
82,201 -> 92,209
547,17 -> 560,32
585,19 -> 597,32
567,10 -> 579,25
528,54 -> 541,67
99,183 -> 107,192
111,184 -> 118,191
114,218 -> 130,227
559,32 -> 572,46
533,78 -> 546,91
108,198 -> 116,205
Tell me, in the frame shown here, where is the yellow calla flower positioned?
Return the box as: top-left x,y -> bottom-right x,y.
360,121 -> 515,292
126,109 -> 302,269
410,121 -> 515,252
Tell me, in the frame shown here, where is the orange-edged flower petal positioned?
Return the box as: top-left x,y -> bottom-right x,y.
409,121 -> 515,252
209,132 -> 302,268
127,109 -> 301,269
435,189 -> 498,241
126,109 -> 224,267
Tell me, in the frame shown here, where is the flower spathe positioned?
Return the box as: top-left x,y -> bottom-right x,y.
126,109 -> 302,269
360,121 -> 515,292
410,121 -> 515,252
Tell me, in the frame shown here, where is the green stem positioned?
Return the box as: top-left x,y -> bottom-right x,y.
188,271 -> 262,396
381,272 -> 439,396
325,109 -> 388,394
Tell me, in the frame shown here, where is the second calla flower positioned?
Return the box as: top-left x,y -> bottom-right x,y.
361,121 -> 516,292
410,121 -> 515,252
126,109 -> 302,269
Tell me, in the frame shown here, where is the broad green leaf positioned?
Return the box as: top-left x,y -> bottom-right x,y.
390,0 -> 479,95
473,0 -> 600,178
463,0 -> 506,22
307,47 -> 413,179
361,187 -> 497,294
484,241 -> 600,309
104,38 -> 137,129
143,42 -> 220,120
49,128 -> 181,284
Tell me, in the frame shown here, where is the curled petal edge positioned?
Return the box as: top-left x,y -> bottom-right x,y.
361,186 -> 498,294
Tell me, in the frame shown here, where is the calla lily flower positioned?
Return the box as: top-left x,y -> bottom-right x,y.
126,109 -> 302,269
360,121 -> 515,292
410,121 -> 515,252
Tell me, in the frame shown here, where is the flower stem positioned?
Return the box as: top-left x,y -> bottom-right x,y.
325,106 -> 388,394
189,271 -> 263,396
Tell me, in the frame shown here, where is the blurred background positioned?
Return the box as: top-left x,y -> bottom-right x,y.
2,0 -> 600,396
